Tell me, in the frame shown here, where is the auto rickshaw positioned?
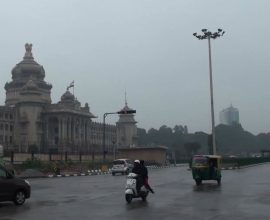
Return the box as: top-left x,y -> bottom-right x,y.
191,155 -> 222,185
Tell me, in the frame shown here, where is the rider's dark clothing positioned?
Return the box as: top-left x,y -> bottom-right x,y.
132,162 -> 142,175
140,162 -> 154,194
132,162 -> 143,193
141,165 -> 148,178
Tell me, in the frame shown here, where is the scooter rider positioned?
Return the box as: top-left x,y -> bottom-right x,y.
140,160 -> 154,194
132,160 -> 144,194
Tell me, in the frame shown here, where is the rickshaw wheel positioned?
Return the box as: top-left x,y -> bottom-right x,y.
195,179 -> 202,186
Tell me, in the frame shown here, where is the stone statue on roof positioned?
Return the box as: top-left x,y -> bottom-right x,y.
24,43 -> 33,59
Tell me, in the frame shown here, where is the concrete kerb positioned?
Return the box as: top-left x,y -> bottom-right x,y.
147,164 -> 187,170
47,170 -> 107,178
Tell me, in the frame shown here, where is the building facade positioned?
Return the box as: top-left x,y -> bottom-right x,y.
0,44 -> 136,154
219,104 -> 240,126
0,107 -> 15,150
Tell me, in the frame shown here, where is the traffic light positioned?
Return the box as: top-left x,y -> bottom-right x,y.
117,110 -> 136,114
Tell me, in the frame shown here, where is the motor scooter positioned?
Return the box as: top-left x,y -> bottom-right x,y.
125,173 -> 149,203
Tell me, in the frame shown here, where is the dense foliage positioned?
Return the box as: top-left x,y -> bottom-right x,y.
137,123 -> 270,159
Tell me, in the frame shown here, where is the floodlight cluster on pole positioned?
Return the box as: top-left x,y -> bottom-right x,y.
193,28 -> 225,155
193,29 -> 225,40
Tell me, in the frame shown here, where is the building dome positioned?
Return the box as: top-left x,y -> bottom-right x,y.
61,90 -> 75,102
5,43 -> 52,106
119,104 -> 135,113
11,43 -> 45,81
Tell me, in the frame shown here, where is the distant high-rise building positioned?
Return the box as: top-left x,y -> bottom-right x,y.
219,105 -> 239,125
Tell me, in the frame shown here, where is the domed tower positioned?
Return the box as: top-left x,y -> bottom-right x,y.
4,44 -> 52,151
5,43 -> 52,105
116,97 -> 137,148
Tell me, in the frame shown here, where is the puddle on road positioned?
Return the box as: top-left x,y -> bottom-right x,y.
35,196 -> 78,207
0,202 -> 31,218
61,198 -> 77,204
193,183 -> 222,193
125,200 -> 149,211
255,195 -> 270,204
36,200 -> 58,207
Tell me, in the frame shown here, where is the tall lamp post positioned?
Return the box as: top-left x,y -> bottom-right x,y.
102,109 -> 136,162
102,112 -> 116,162
112,138 -> 116,160
193,28 -> 225,155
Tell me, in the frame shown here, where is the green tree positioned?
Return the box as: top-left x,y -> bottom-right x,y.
184,142 -> 201,156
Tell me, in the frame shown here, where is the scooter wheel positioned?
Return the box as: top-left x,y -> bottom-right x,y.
125,194 -> 132,203
141,195 -> 147,202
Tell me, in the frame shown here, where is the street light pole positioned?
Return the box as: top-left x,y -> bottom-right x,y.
102,112 -> 115,162
102,113 -> 106,161
193,29 -> 225,155
208,35 -> 216,155
112,139 -> 116,160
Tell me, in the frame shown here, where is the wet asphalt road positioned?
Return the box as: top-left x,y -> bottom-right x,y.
1,164 -> 270,220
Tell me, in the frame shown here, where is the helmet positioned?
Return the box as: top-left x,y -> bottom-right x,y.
134,160 -> 140,163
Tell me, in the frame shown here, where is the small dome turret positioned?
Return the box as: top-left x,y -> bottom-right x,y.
61,90 -> 75,102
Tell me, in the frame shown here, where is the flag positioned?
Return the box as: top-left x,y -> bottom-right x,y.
67,81 -> 74,90
69,80 -> 74,88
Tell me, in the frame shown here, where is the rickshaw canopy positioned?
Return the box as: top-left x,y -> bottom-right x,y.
192,155 -> 222,169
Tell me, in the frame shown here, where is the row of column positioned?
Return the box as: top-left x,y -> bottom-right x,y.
44,115 -> 119,153
58,116 -> 90,144
45,115 -> 91,148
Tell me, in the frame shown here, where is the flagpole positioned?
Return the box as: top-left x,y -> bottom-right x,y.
73,82 -> 74,96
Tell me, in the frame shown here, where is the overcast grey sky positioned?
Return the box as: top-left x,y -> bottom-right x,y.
0,0 -> 269,134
